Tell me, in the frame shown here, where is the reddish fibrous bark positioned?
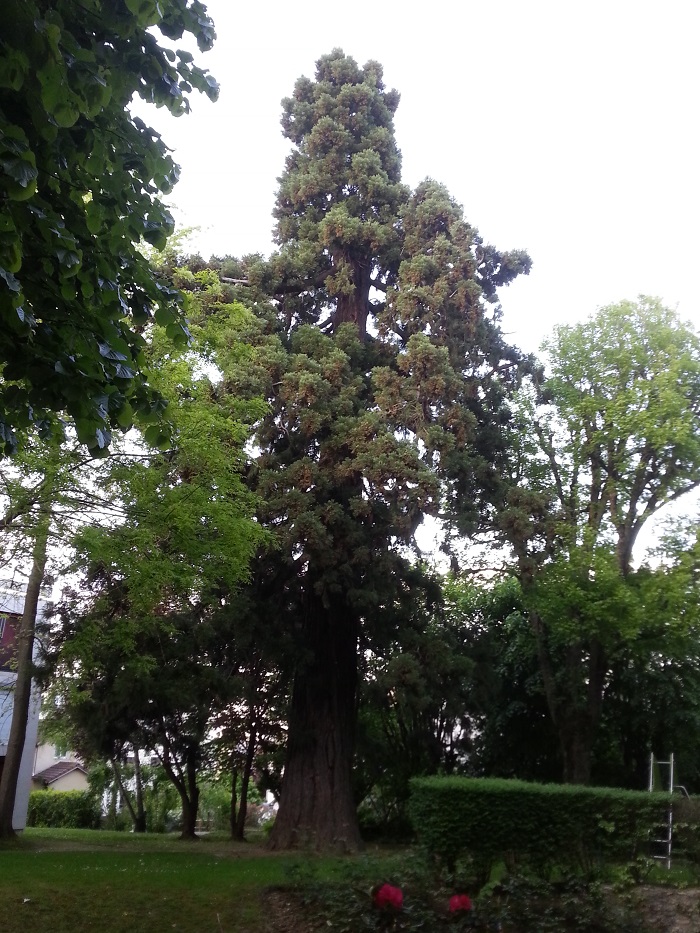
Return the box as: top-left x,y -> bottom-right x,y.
268,595 -> 362,852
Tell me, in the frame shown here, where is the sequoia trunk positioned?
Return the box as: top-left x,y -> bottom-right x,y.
268,596 -> 361,851
331,255 -> 370,341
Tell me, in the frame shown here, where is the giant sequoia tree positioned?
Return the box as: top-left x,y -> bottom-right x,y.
224,50 -> 530,849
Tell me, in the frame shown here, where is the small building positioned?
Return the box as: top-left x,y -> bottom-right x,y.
0,582 -> 46,831
32,742 -> 89,792
32,760 -> 89,792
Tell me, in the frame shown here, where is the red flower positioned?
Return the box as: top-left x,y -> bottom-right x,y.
374,883 -> 404,910
449,893 -> 473,913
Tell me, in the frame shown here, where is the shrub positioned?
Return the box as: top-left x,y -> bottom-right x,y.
27,790 -> 101,829
669,796 -> 700,867
409,776 -> 668,877
284,852 -> 649,932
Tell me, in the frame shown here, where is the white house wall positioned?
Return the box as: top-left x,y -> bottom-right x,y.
0,583 -> 47,831
33,743 -> 69,774
42,770 -> 89,793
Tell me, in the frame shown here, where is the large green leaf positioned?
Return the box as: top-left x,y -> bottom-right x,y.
0,266 -> 21,291
0,49 -> 29,91
125,0 -> 163,27
1,155 -> 38,188
0,0 -> 217,454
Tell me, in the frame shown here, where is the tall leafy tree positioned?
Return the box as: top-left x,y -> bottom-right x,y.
442,561 -> 700,792
225,50 -> 530,849
355,576 -> 480,834
0,457 -> 52,838
591,521 -> 700,791
42,295 -> 266,838
499,297 -> 700,783
542,297 -> 700,574
0,0 -> 218,453
0,428 -> 105,838
442,575 -> 562,784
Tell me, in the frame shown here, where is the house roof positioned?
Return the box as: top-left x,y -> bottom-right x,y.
33,761 -> 87,786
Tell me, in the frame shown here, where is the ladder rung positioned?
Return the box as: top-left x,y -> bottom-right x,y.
649,753 -> 675,867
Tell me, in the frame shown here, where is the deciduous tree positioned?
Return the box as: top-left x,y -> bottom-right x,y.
499,298 -> 700,783
0,429 -> 102,839
0,0 -> 218,453
43,296 -> 265,837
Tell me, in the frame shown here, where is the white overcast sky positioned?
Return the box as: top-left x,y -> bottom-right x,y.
145,0 -> 700,358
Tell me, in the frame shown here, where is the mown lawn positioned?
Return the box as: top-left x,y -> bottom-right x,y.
6,828 -> 700,933
0,828 -> 334,933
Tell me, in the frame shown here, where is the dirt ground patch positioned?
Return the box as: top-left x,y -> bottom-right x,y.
627,886 -> 700,933
263,890 -> 318,933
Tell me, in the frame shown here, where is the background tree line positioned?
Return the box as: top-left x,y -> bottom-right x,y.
3,22 -> 700,848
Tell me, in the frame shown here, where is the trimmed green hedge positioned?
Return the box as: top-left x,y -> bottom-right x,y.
27,790 -> 101,829
670,796 -> 700,865
409,776 -> 669,875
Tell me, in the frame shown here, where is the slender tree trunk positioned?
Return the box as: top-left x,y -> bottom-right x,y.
111,757 -> 139,829
175,744 -> 200,839
108,774 -> 119,828
616,525 -> 637,579
0,500 -> 51,838
234,718 -> 258,840
561,637 -> 607,784
180,792 -> 199,839
229,765 -> 238,839
132,748 -> 147,833
268,595 -> 362,851
183,747 -> 200,838
157,738 -> 200,839
531,610 -> 607,785
559,718 -> 594,784
170,767 -> 200,838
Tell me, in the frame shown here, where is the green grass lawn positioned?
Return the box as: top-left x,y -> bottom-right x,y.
5,827 -> 694,933
0,828 -> 332,933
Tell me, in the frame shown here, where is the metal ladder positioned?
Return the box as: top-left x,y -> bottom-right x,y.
648,752 -> 690,869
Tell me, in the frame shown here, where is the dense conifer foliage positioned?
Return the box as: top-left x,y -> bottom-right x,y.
219,50 -> 531,849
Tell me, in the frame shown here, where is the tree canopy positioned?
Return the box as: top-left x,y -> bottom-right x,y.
39,283 -> 267,838
0,0 -> 218,453
18,27 -> 700,848
498,297 -> 700,782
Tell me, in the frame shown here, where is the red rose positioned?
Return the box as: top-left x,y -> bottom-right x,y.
449,893 -> 473,913
374,883 -> 404,910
